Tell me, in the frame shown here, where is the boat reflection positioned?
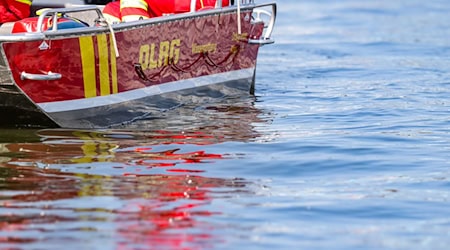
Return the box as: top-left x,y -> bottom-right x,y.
0,98 -> 269,249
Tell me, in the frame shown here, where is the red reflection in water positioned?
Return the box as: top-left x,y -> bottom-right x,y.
0,129 -> 251,249
115,174 -> 226,250
129,148 -> 223,171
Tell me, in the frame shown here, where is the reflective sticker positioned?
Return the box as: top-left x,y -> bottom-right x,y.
121,0 -> 148,10
16,0 -> 32,5
39,41 -> 49,50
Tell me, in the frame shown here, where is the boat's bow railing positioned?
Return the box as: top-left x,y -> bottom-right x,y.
35,6 -> 104,32
35,6 -> 119,58
187,0 -> 276,45
249,2 -> 277,45
18,6 -> 119,81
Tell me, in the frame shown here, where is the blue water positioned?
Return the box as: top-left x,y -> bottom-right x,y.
2,0 -> 450,249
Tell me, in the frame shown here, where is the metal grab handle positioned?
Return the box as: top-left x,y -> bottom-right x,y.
248,38 -> 274,45
36,6 -> 103,32
253,9 -> 271,27
21,71 -> 62,81
249,2 -> 277,45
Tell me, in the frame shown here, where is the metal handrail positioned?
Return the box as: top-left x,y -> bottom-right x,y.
21,71 -> 62,81
34,5 -> 119,57
248,2 -> 277,45
36,6 -> 103,32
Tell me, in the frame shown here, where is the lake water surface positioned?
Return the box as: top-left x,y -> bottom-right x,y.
2,0 -> 450,249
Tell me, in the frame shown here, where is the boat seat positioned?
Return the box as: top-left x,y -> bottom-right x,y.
0,22 -> 15,35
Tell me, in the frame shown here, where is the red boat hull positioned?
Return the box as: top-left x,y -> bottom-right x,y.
0,3 -> 276,128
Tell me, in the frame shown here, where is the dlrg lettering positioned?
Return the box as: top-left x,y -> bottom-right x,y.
138,39 -> 181,70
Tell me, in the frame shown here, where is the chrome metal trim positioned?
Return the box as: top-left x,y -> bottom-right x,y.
38,68 -> 255,113
0,3 -> 273,42
20,71 -> 62,81
248,38 -> 274,45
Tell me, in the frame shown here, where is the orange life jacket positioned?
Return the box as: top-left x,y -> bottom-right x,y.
0,0 -> 32,24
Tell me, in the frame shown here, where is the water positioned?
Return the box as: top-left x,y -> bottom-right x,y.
2,0 -> 450,249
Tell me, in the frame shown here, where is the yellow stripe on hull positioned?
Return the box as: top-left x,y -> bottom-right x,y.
109,34 -> 118,94
97,34 -> 111,96
79,36 -> 96,98
79,34 -> 118,98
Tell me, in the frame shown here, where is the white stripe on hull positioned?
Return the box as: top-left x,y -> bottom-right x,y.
38,68 -> 255,113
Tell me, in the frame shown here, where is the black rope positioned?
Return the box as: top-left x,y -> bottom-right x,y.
134,45 -> 241,81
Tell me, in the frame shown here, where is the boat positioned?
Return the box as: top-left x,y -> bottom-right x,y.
0,0 -> 276,128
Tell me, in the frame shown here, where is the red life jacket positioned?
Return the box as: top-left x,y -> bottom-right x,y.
103,0 -> 230,23
0,0 -> 32,24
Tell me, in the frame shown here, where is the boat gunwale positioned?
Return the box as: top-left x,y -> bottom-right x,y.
0,2 -> 275,42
